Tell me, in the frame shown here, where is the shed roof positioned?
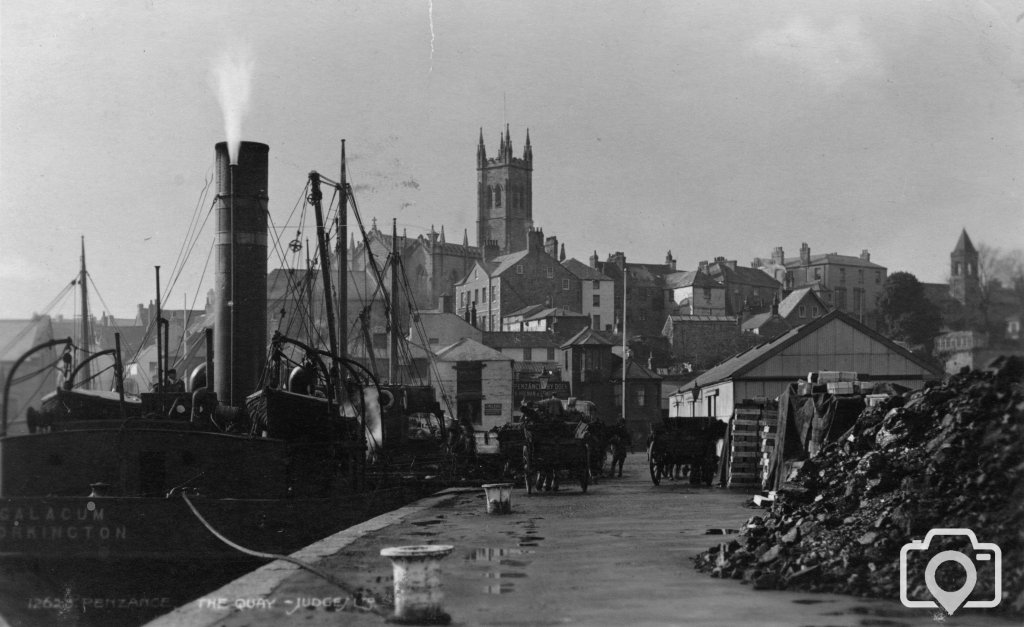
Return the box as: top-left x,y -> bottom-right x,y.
678,309 -> 941,393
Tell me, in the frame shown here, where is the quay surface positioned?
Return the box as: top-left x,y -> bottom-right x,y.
146,456 -> 1017,627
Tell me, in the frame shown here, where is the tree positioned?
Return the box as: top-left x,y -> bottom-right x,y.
879,272 -> 943,349
975,244 -> 1024,335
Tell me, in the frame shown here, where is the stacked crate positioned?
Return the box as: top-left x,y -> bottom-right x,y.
727,406 -> 763,488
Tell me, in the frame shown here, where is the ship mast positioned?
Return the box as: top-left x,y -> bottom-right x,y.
388,218 -> 400,384
79,236 -> 92,390
308,171 -> 341,405
337,140 -> 348,360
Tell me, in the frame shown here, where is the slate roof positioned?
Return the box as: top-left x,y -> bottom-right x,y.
435,337 -> 512,362
559,327 -> 616,349
665,270 -> 722,289
707,263 -> 782,289
953,229 -> 976,254
561,258 -> 611,281
483,331 -> 564,349
486,250 -> 532,277
610,359 -> 662,381
776,287 -> 825,319
740,312 -> 792,336
783,253 -> 885,270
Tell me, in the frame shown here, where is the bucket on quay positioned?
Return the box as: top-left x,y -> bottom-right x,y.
380,544 -> 454,624
481,483 -> 513,514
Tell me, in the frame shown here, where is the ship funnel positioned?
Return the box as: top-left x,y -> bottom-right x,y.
214,141 -> 269,406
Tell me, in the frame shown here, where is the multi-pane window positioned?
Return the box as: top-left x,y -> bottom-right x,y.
523,347 -> 533,361
562,279 -> 570,290
593,294 -> 600,307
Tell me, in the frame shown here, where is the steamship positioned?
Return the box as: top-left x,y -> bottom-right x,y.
0,141 -> 451,625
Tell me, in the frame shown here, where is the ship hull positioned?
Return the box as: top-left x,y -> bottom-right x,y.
0,486 -> 427,626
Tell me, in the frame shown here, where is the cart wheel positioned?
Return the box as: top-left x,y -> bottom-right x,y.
647,442 -> 660,486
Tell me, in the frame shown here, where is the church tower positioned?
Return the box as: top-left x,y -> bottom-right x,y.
477,125 -> 533,254
949,228 -> 980,306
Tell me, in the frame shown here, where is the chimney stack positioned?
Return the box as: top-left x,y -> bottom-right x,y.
772,246 -> 785,265
214,141 -> 269,406
860,249 -> 871,262
800,243 -> 811,265
545,235 -> 559,258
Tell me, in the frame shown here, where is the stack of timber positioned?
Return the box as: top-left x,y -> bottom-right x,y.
728,406 -> 760,487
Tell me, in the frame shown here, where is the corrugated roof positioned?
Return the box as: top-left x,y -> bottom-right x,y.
679,310 -> 941,393
506,304 -> 546,318
524,307 -> 586,321
667,314 -> 737,323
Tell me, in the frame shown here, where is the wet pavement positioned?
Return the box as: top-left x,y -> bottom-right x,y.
147,455 -> 1020,627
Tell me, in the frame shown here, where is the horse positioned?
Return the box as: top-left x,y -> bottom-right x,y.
607,434 -> 628,477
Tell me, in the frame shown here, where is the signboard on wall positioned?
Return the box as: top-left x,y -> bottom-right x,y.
513,380 -> 570,402
484,403 -> 503,416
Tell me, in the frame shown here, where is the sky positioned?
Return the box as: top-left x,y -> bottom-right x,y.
2,0 -> 1023,320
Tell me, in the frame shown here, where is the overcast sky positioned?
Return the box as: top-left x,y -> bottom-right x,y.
2,1 -> 1023,320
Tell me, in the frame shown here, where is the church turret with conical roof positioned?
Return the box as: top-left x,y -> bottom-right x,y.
950,228 -> 980,306
477,125 -> 534,255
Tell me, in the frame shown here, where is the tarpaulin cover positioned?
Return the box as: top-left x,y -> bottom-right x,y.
766,384 -> 866,489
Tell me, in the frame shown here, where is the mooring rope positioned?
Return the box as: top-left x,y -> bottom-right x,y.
180,492 -> 386,614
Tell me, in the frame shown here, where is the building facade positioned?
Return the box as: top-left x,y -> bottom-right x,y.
455,229 -> 581,332
753,243 -> 887,326
562,258 -> 615,332
665,269 -> 727,316
590,251 -> 676,338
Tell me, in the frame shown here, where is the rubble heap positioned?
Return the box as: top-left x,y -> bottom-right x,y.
695,357 -> 1024,616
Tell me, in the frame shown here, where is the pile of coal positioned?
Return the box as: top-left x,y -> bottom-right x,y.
694,357 -> 1024,617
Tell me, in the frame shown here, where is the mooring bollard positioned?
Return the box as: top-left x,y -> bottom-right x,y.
380,544 -> 454,624
481,483 -> 513,514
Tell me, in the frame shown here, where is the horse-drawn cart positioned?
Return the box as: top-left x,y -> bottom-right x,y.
647,417 -> 726,486
522,422 -> 591,494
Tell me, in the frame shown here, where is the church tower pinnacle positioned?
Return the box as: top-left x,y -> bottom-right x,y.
477,126 -> 534,254
950,228 -> 980,306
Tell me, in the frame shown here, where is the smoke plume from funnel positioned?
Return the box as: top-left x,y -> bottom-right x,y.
212,46 -> 254,164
